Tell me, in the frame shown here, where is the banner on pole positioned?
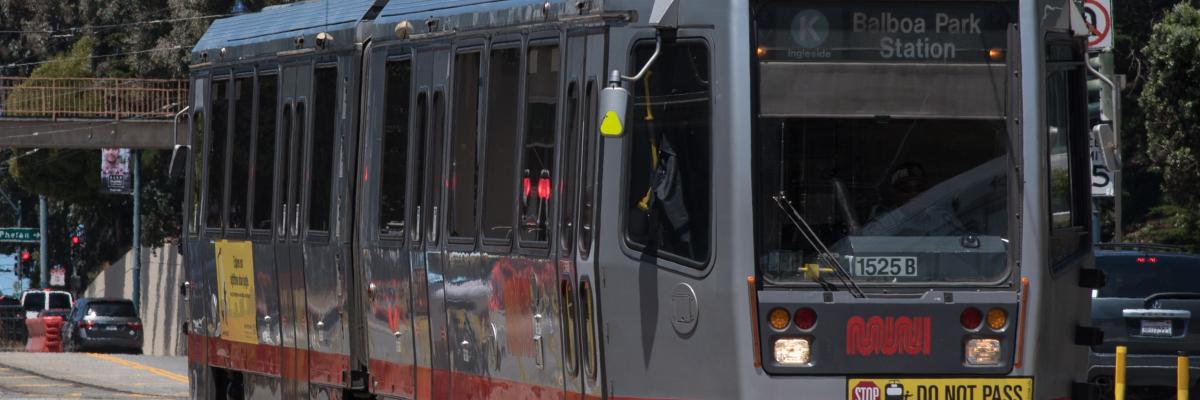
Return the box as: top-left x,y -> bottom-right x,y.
100,148 -> 132,194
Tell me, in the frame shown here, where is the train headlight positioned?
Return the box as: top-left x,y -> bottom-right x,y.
965,338 -> 1001,365
773,338 -> 811,365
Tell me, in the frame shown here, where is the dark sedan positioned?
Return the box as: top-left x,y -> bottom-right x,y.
63,298 -> 143,354
1089,244 -> 1200,399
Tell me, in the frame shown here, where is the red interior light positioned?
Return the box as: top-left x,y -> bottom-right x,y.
960,307 -> 983,330
522,177 -> 532,200
537,177 -> 551,200
793,307 -> 817,330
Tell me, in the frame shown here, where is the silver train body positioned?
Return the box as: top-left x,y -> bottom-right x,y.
180,0 -> 1101,398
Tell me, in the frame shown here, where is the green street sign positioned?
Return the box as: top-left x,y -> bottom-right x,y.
0,228 -> 39,243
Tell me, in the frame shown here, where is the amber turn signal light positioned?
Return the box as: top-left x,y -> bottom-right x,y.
986,308 -> 1008,331
768,308 -> 790,330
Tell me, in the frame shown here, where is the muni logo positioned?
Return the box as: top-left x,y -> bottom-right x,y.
845,315 -> 932,356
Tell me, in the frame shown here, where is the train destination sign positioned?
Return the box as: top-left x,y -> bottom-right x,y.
757,2 -> 1014,62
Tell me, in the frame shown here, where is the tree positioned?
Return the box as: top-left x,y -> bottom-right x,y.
1136,1 -> 1200,248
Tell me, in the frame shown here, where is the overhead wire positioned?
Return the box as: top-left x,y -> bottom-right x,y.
0,13 -> 232,37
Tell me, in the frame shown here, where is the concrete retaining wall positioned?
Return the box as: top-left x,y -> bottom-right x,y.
84,244 -> 185,356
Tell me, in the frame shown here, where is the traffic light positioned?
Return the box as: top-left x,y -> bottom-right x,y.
15,249 -> 32,279
1087,51 -> 1115,124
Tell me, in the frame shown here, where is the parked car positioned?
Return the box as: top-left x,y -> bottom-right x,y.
20,288 -> 73,319
0,295 -> 26,347
1089,243 -> 1200,399
62,298 -> 142,354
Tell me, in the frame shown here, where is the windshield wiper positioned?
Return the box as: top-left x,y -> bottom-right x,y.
772,192 -> 866,298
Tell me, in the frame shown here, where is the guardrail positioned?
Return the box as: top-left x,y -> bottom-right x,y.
0,77 -> 187,120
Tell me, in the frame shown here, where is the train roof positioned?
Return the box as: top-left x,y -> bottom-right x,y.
190,0 -> 641,65
192,0 -> 385,61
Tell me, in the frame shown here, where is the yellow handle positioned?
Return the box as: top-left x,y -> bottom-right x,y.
1115,345 -> 1126,400
1179,352 -> 1189,400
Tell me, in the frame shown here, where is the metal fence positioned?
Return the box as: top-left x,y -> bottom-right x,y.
0,77 -> 187,120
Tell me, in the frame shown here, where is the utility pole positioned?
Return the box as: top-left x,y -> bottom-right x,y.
38,195 -> 47,287
132,150 -> 141,313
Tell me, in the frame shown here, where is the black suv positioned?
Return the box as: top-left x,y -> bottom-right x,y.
1089,244 -> 1200,398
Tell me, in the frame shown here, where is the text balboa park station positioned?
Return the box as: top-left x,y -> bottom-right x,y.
853,12 -> 984,60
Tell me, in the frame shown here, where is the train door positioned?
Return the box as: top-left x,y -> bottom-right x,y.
302,61 -> 352,390
185,74 -> 212,400
443,41 -> 488,399
557,31 -> 587,398
276,62 -> 312,399
574,29 -> 606,399
359,46 -> 418,399
410,44 -> 451,399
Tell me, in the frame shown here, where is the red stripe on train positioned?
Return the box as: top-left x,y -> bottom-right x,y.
195,335 -> 669,400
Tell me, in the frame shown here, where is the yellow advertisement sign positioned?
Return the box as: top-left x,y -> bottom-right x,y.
848,377 -> 1032,400
215,240 -> 257,344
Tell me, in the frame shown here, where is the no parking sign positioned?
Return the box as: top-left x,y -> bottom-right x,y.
1083,0 -> 1113,50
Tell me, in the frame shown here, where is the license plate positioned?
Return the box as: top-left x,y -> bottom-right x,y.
849,378 -> 1032,400
851,256 -> 918,277
105,325 -> 118,331
1140,319 -> 1173,337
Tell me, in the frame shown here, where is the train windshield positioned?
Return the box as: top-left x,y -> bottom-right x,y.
752,1 -> 1016,285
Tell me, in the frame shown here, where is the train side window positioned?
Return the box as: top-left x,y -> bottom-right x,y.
427,90 -> 446,243
481,47 -> 522,243
292,102 -> 306,237
448,52 -> 481,241
229,76 -> 254,230
379,60 -> 412,236
309,67 -> 338,233
559,81 -> 580,253
518,43 -> 561,244
578,81 -> 597,259
624,40 -> 713,267
206,78 -> 230,230
189,107 -> 205,235
278,103 -> 293,237
1046,41 -> 1090,264
410,93 -> 428,243
252,74 -> 278,231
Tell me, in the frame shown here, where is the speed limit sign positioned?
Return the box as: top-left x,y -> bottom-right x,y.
1083,0 -> 1113,50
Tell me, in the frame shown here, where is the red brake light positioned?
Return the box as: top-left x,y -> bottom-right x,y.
1136,257 -> 1146,263
1148,256 -> 1159,263
128,322 -> 142,331
80,321 -> 93,330
793,307 -> 817,330
960,307 -> 983,330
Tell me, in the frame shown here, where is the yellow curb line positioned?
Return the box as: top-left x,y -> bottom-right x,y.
85,353 -> 189,384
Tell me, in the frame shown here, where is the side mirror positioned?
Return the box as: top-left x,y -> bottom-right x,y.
599,73 -> 630,138
168,144 -> 190,179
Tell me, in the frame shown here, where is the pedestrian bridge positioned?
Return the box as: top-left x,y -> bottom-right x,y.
0,77 -> 187,149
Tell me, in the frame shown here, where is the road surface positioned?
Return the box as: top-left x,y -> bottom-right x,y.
0,352 -> 188,399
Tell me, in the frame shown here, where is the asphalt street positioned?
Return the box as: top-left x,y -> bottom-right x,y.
0,352 -> 188,399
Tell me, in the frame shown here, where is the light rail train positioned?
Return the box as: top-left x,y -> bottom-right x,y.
178,0 -> 1104,398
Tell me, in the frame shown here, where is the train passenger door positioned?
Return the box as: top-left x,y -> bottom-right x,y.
410,44 -> 451,399
563,29 -> 607,399
557,31 -> 587,398
302,62 -> 352,389
358,46 -> 418,398
276,62 -> 312,399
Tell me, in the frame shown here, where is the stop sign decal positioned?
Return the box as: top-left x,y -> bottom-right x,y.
853,381 -> 881,400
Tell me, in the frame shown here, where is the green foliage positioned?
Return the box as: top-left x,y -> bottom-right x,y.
1140,3 -> 1200,206
1126,205 -> 1200,251
2,37 -> 103,118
